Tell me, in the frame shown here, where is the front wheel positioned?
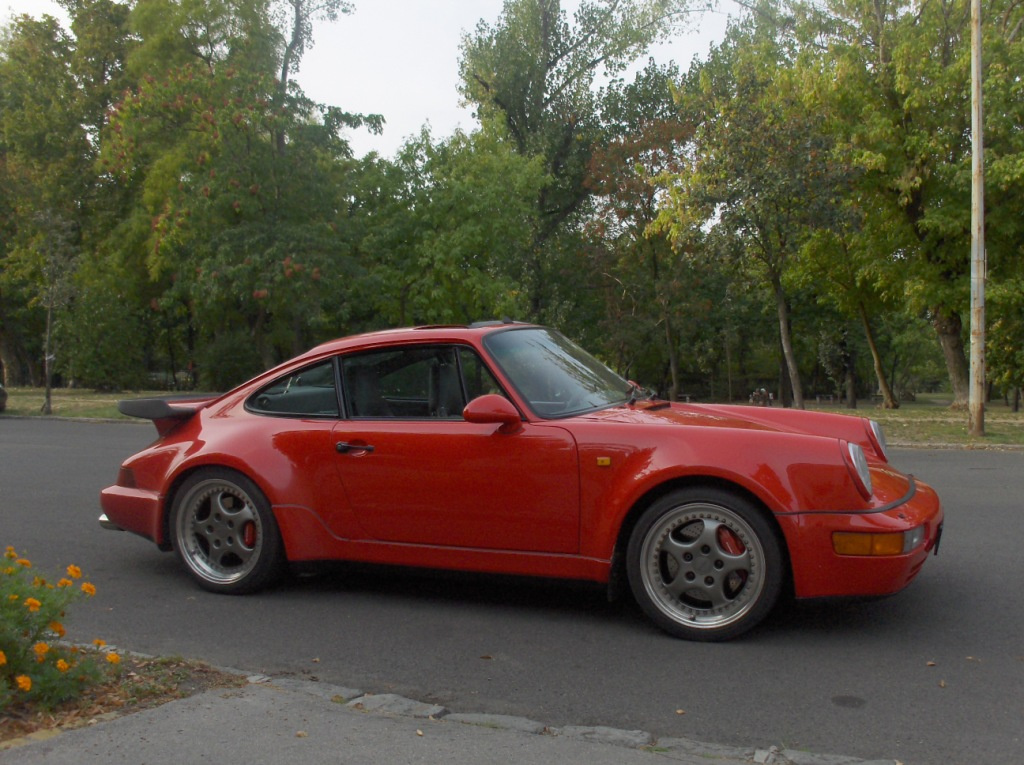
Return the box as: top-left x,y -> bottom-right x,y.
170,468 -> 283,594
626,488 -> 784,641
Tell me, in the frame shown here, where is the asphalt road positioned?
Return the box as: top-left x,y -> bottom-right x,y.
1,418 -> 1021,764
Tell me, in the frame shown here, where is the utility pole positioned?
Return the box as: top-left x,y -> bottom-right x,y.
968,0 -> 986,437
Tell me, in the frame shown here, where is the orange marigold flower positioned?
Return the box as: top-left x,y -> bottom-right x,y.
8,594 -> 19,602
16,675 -> 31,692
3,567 -> 15,576
4,546 -> 16,559
16,558 -> 31,568
81,582 -> 97,597
24,597 -> 42,612
49,621 -> 66,637
66,565 -> 82,579
57,659 -> 70,673
106,653 -> 121,665
0,650 -> 7,666
93,638 -> 106,648
57,578 -> 73,588
33,642 -> 50,658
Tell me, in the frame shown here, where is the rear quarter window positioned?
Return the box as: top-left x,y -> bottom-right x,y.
247,359 -> 340,417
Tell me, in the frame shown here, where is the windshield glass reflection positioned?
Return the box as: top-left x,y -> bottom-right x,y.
485,328 -> 629,418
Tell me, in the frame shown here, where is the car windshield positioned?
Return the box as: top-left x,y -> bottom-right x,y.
484,327 -> 630,417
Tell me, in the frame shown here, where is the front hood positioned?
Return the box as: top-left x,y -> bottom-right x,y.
578,401 -> 881,455
573,401 -> 902,513
580,402 -> 773,431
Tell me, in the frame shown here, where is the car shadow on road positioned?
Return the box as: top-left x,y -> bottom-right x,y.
264,560 -> 943,642
756,587 -> 938,642
278,560 -> 640,625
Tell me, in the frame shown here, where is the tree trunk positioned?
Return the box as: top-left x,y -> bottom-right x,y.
933,307 -> 970,408
0,299 -> 31,386
724,329 -> 733,402
773,278 -> 804,408
859,303 -> 898,408
276,0 -> 304,156
663,315 -> 679,401
0,333 -> 23,387
41,300 -> 54,415
845,364 -> 857,409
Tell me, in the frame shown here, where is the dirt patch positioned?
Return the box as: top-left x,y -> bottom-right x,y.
0,655 -> 247,746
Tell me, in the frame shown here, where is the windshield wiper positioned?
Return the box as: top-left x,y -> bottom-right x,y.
626,380 -> 671,409
626,380 -> 649,406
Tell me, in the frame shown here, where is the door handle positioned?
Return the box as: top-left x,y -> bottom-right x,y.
336,441 -> 375,454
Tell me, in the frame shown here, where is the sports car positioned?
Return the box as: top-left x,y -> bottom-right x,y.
100,321 -> 943,641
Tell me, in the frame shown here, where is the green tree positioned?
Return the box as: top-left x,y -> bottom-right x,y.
584,62 -> 699,398
101,0 -> 380,387
349,128 -> 544,327
797,220 -> 904,408
0,13 -> 94,394
988,278 -> 1024,410
659,6 -> 842,408
459,0 -> 697,322
802,0 -> 1024,407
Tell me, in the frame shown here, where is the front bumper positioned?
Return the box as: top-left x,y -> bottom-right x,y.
779,477 -> 944,599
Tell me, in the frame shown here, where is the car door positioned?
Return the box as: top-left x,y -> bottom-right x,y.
331,345 -> 580,554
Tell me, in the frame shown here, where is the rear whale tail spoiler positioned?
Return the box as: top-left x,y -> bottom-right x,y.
118,396 -> 216,436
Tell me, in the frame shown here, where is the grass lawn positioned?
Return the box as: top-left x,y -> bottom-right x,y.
809,391 -> 1024,448
2,387 -> 1022,448
1,387 -> 165,421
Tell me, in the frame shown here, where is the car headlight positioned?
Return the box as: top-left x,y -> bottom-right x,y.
845,441 -> 873,499
867,419 -> 888,461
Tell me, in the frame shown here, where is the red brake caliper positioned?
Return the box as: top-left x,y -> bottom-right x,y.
242,522 -> 257,548
717,526 -> 745,556
716,526 -> 748,595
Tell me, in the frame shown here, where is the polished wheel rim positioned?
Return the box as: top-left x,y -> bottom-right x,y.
639,502 -> 765,631
176,479 -> 263,585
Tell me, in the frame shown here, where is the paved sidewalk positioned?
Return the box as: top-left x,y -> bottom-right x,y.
0,673 -> 898,765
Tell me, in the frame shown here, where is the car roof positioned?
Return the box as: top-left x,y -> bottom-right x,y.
212,321 -> 541,400
304,321 -> 538,357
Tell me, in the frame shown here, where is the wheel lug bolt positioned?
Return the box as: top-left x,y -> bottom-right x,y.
685,572 -> 696,582
715,560 -> 724,569
701,545 -> 711,554
705,576 -> 715,586
683,553 -> 693,562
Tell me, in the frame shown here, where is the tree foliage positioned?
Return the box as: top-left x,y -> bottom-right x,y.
459,0 -> 696,321
0,0 -> 1013,415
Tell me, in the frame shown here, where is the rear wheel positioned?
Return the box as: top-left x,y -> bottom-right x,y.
627,487 -> 784,641
170,468 -> 283,594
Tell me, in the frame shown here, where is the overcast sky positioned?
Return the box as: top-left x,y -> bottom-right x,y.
1,0 -> 728,157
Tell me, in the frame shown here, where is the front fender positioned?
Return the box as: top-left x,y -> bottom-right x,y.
575,425 -> 869,560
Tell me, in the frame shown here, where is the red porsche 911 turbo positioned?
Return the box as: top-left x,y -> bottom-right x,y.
100,321 -> 943,641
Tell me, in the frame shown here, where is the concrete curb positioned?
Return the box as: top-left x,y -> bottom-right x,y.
252,674 -> 900,765
0,653 -> 901,765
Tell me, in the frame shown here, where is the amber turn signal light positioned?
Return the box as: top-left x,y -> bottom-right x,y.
832,531 -> 906,556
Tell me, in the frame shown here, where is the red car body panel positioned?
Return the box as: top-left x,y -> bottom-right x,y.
99,324 -> 943,604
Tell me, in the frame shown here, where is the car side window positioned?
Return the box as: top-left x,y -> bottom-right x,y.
458,348 -> 505,402
247,359 -> 340,417
341,345 -> 505,420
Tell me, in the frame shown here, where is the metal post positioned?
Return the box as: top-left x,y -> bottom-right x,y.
968,0 -> 986,437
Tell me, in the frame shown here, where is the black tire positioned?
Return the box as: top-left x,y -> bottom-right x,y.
626,487 -> 784,641
170,468 -> 284,594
